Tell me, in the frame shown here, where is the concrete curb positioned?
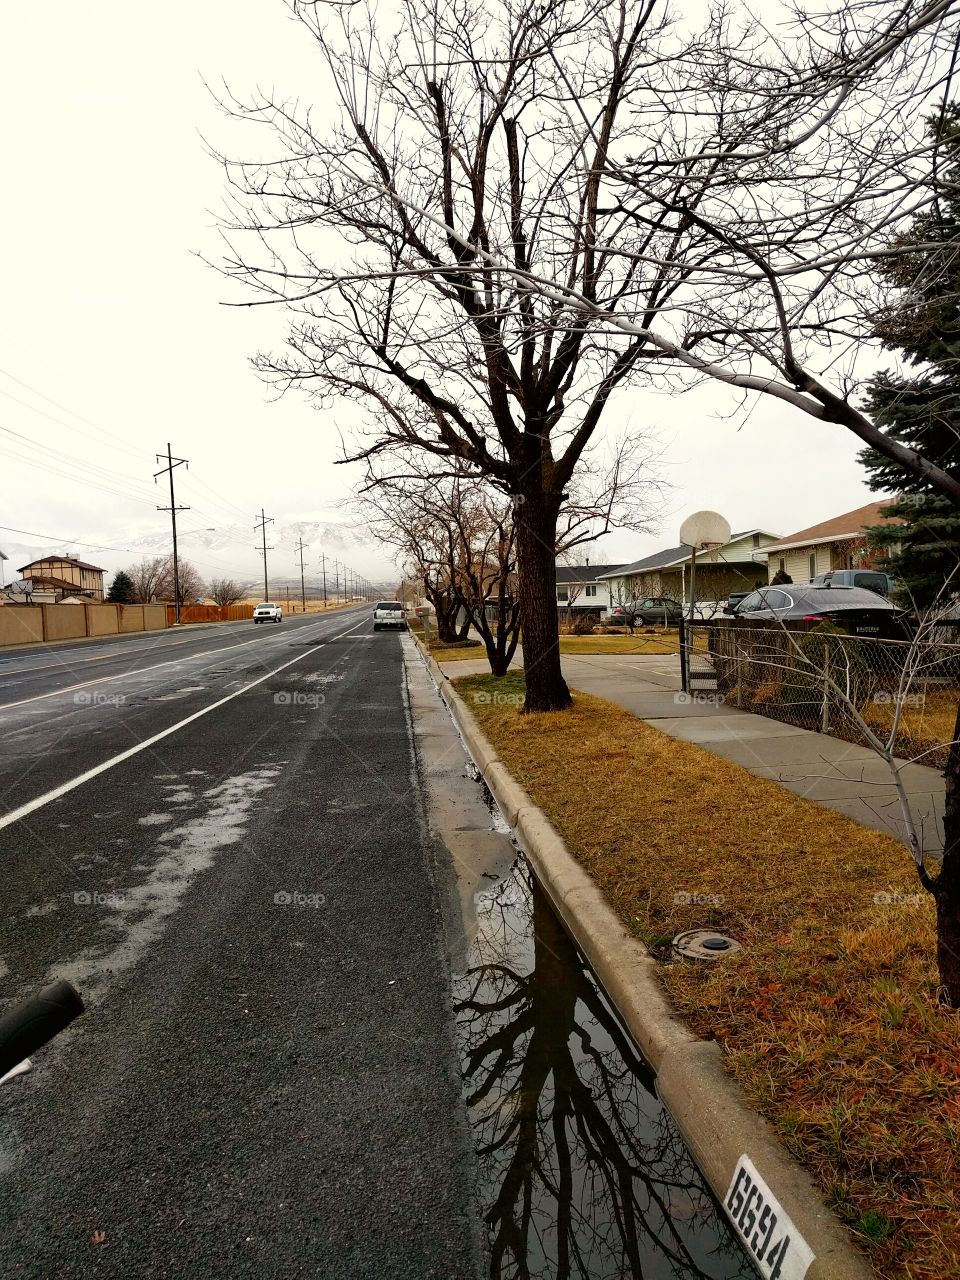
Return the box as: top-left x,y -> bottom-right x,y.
411,634 -> 874,1280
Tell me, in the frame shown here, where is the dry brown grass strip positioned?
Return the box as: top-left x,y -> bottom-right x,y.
455,671 -> 960,1280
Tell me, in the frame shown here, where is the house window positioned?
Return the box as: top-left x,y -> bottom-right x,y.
778,557 -> 785,574
585,585 -> 597,597
808,552 -> 816,580
557,587 -> 569,602
753,533 -> 761,547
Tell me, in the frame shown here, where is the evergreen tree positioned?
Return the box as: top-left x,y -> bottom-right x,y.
106,569 -> 135,603
859,106 -> 960,607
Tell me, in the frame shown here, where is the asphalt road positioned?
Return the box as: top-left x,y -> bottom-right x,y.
0,609 -> 481,1278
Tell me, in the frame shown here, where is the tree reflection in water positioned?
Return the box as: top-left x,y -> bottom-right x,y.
454,860 -> 751,1280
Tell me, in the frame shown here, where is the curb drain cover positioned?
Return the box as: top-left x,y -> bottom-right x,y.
673,929 -> 742,961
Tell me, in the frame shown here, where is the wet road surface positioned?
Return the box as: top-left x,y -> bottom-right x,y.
0,611 -> 481,1277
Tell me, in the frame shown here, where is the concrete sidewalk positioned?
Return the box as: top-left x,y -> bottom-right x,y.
440,650 -> 946,855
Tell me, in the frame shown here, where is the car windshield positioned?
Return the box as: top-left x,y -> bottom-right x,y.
376,602 -> 403,611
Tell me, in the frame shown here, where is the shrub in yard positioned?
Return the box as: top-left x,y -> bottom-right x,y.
780,622 -> 871,715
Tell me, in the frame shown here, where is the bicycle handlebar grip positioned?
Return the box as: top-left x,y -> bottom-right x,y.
0,980 -> 84,1080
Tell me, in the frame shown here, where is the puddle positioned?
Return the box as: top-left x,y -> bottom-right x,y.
455,859 -> 752,1279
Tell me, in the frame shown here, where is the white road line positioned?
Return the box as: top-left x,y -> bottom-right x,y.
0,616 -> 368,833
0,610 -> 357,675
0,614 -> 347,711
0,630 -> 227,674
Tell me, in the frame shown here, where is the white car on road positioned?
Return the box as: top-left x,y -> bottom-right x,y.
253,603 -> 283,624
373,601 -> 408,631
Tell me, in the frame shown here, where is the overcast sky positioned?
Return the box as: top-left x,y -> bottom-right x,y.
0,2 -> 881,591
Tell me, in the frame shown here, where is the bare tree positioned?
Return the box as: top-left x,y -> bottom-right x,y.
358,476 -> 469,644
126,556 -> 167,604
443,478 -> 521,676
216,0 -> 678,710
156,557 -> 205,605
208,577 -> 252,607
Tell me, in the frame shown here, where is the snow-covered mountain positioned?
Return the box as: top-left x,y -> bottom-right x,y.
0,518 -> 395,592
127,519 -> 369,557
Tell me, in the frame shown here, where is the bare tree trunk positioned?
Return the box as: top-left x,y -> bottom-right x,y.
516,495 -> 571,713
936,699 -> 960,1005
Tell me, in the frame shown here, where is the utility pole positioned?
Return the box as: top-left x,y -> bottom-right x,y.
296,538 -> 308,614
333,560 -> 340,603
320,551 -> 327,607
154,444 -> 190,624
254,509 -> 274,602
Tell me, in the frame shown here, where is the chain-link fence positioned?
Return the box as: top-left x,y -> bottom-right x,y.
682,619 -> 960,768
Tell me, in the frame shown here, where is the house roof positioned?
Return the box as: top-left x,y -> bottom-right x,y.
596,530 -> 781,578
555,563 -> 626,584
18,556 -> 105,574
762,501 -> 903,554
19,573 -> 95,592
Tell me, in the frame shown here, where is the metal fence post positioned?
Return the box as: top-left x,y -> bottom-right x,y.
821,637 -> 831,734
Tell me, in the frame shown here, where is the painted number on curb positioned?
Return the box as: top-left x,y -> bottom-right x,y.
724,1156 -> 814,1280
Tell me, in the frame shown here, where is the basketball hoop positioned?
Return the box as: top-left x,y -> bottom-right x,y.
679,511 -> 731,551
678,511 -> 732,634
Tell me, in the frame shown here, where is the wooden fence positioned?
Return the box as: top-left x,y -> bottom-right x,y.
165,603 -> 255,625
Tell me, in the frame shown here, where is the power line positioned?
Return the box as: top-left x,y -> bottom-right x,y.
0,526 -> 260,587
0,422 -> 160,500
0,439 -> 161,508
0,524 -> 142,555
0,373 -> 149,463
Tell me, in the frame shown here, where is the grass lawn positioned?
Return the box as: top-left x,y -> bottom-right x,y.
454,670 -> 959,1280
558,630 -> 711,656
862,686 -> 960,770
410,628 -> 486,663
413,629 -> 703,662
559,631 -> 683,655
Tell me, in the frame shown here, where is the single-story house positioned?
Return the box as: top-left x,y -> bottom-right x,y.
597,530 -> 781,606
555,563 -> 626,614
761,500 -> 902,584
17,556 -> 106,602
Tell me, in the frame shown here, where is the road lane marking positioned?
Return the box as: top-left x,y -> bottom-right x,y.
0,613 -> 355,711
0,609 -> 359,675
0,631 -> 227,674
0,617 -> 368,832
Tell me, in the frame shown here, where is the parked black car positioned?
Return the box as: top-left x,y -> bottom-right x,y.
723,584 -> 909,639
